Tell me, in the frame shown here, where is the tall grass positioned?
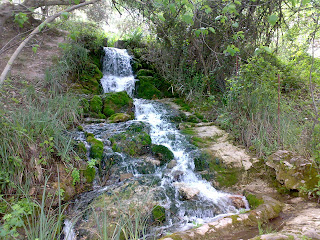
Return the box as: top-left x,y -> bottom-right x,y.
216,54 -> 308,156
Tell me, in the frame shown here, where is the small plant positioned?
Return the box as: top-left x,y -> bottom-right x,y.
71,168 -> 80,185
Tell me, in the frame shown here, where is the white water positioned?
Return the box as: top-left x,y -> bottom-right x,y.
100,47 -> 136,97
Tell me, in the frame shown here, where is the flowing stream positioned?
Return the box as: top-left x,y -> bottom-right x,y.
63,47 -> 248,239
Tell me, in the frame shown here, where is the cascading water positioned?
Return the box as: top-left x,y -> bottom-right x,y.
100,48 -> 136,96
63,47 -> 248,239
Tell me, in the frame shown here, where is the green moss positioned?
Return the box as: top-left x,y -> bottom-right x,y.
194,152 -> 209,171
152,205 -> 166,223
230,214 -> 239,225
246,194 -> 264,209
137,81 -> 162,99
80,98 -> 89,113
98,113 -> 106,119
77,125 -> 84,131
186,115 -> 200,123
79,63 -> 103,94
208,158 -> 239,187
87,135 -> 104,161
75,141 -> 87,159
108,113 -> 132,123
137,69 -> 155,77
109,126 -> 151,156
90,95 -> 103,114
84,166 -> 96,183
173,98 -> 192,111
195,112 -> 204,120
151,144 -> 174,165
103,91 -> 133,117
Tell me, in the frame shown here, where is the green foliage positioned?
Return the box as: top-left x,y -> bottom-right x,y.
217,54 -> 304,156
0,198 -> 35,238
84,159 -> 96,183
151,145 -> 174,165
152,205 -> 166,223
14,12 -> 28,28
72,168 -> 80,185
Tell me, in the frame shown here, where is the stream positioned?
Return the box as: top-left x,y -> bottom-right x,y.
63,47 -> 249,239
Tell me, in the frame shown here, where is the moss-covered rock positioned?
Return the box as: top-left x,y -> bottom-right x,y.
152,205 -> 166,223
75,141 -> 87,160
90,95 -> 103,114
87,135 -> 104,161
267,150 -> 320,194
103,91 -> 133,118
136,80 -> 162,99
151,144 -> 174,165
106,122 -> 152,157
245,193 -> 264,209
108,113 -> 132,123
83,165 -> 96,183
110,131 -> 151,156
137,69 -> 155,77
79,63 -> 103,94
80,98 -> 90,114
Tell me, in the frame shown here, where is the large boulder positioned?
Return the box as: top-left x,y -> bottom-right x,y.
266,150 -> 319,192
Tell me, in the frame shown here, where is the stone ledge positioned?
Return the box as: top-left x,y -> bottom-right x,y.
159,196 -> 283,240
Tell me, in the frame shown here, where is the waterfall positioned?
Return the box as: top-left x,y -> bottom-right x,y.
100,47 -> 136,96
65,47 -> 249,238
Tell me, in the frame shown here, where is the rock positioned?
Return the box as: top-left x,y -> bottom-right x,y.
267,150 -> 319,191
143,155 -> 161,166
108,113 -> 132,123
228,195 -> 247,209
167,160 -> 177,169
160,195 -> 283,240
120,173 -> 133,182
102,91 -> 134,118
287,197 -> 304,204
304,230 -> 320,240
259,234 -> 290,240
151,144 -> 174,165
114,40 -> 127,49
172,170 -> 184,181
194,125 -> 255,170
174,183 -> 200,200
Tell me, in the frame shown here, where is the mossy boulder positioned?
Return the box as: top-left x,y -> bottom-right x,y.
103,91 -> 133,118
87,135 -> 104,161
83,165 -> 96,183
75,141 -> 87,160
80,98 -> 90,114
151,144 -> 174,165
137,69 -> 155,77
90,95 -> 103,114
266,150 -> 320,193
136,75 -> 173,99
245,193 -> 264,209
108,113 -> 132,123
107,122 -> 152,156
152,205 -> 166,223
79,63 -> 103,94
110,132 -> 151,156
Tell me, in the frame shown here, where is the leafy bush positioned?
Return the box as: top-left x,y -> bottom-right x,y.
217,54 -> 305,156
